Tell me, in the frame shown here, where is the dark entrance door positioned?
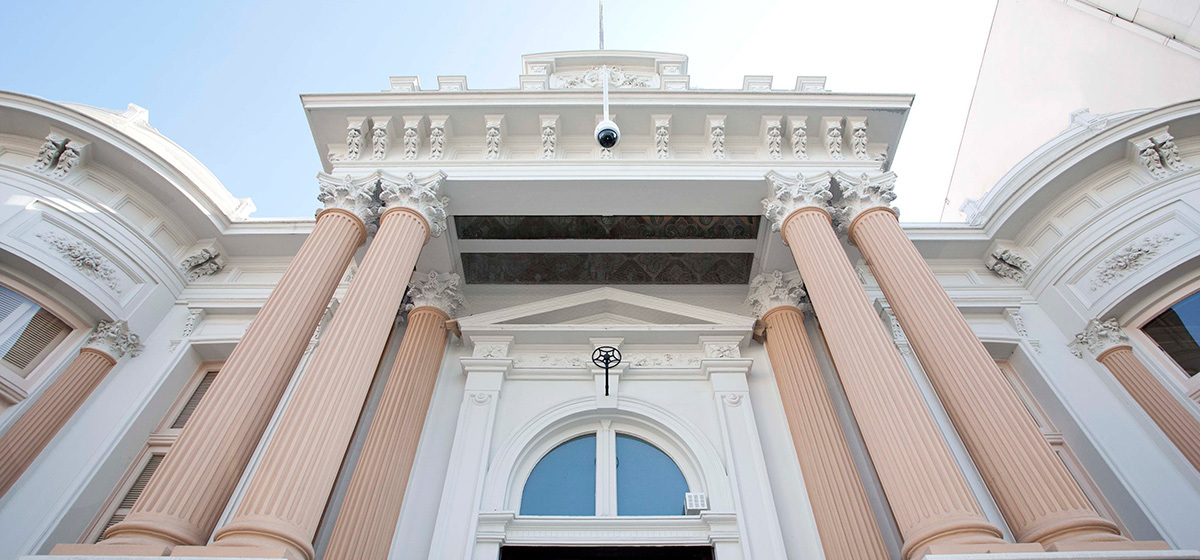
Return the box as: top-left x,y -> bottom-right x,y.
500,546 -> 715,560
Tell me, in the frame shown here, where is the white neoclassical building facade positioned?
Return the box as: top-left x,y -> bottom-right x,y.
3,9 -> 1200,560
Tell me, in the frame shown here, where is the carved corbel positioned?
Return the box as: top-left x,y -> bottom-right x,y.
1129,127 -> 1192,179
847,117 -> 870,160
369,116 -> 393,161
428,115 -> 449,160
708,115 -> 727,160
30,132 -> 68,172
51,139 -> 90,179
823,117 -> 845,160
761,116 -> 783,160
539,114 -> 558,159
339,117 -> 368,161
652,114 -> 671,159
179,240 -> 227,281
400,115 -> 424,160
786,116 -> 808,160
984,244 -> 1031,282
484,114 -> 505,160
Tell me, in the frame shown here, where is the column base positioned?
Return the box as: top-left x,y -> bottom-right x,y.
1045,542 -> 1172,553
925,549 -> 1198,560
169,546 -> 295,560
49,543 -> 171,556
915,543 -> 1045,559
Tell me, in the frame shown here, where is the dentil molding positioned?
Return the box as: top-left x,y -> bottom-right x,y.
84,320 -> 144,359
1069,318 -> 1129,358
761,171 -> 834,232
378,170 -> 451,237
745,270 -> 806,317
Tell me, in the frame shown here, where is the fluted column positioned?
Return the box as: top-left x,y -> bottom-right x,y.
746,271 -> 889,560
762,172 -> 1006,560
201,171 -> 449,560
1074,318 -> 1200,472
838,172 -> 1127,549
324,272 -> 464,560
72,175 -> 376,556
0,321 -> 142,497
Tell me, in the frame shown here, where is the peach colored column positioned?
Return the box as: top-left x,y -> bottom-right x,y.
763,172 -> 1005,560
201,171 -> 449,560
0,321 -> 141,497
1076,318 -> 1200,472
88,174 -> 376,554
747,271 -> 889,560
841,172 -> 1126,549
324,272 -> 463,560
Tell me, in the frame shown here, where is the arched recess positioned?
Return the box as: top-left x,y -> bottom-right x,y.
480,395 -> 734,514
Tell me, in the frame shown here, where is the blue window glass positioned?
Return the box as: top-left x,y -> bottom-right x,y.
616,434 -> 688,516
1144,291 -> 1200,377
520,435 -> 596,516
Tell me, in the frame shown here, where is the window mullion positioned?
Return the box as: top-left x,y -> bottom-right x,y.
596,419 -> 617,516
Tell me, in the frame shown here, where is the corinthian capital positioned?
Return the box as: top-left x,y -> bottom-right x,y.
404,270 -> 466,318
84,320 -> 144,359
316,173 -> 382,234
379,170 -> 450,237
761,171 -> 834,232
1069,318 -> 1129,358
746,270 -> 808,317
832,171 -> 898,233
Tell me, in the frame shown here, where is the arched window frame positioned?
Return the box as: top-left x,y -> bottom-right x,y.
510,416 -> 703,517
1126,275 -> 1200,403
0,270 -> 90,408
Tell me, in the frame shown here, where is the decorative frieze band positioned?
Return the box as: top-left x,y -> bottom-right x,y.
85,319 -> 144,359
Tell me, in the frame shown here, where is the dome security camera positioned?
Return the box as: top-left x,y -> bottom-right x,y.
595,120 -> 620,149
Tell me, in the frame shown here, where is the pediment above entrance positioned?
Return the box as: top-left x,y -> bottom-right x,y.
458,287 -> 754,344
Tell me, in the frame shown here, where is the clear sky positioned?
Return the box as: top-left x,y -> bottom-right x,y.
0,0 -> 997,222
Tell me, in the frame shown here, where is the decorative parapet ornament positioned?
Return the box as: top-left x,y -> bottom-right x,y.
745,270 -> 807,317
985,247 -> 1031,282
85,320 -> 144,359
36,231 -> 122,293
316,172 -> 382,234
831,171 -> 899,232
378,170 -> 450,237
762,171 -> 834,232
549,65 -> 660,89
405,271 -> 466,318
1089,231 -> 1181,291
1069,318 -> 1128,358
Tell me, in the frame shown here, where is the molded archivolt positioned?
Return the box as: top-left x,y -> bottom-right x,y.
480,396 -> 735,514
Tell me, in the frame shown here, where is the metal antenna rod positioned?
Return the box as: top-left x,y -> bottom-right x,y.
599,0 -> 605,50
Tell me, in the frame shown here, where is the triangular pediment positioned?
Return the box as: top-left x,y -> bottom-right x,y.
457,287 -> 755,330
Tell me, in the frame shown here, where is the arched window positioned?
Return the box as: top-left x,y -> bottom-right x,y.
1142,290 -> 1200,377
520,429 -> 689,517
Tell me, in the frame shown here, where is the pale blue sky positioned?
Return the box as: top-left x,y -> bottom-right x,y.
0,0 -> 997,221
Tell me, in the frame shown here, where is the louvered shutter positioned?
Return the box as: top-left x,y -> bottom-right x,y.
170,370 -> 218,429
97,453 -> 164,539
3,309 -> 69,374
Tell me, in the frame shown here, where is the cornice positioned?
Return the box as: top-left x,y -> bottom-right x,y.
300,91 -> 915,110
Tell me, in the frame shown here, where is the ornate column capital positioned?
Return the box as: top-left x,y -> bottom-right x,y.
379,170 -> 450,237
762,171 -> 834,232
84,320 -> 143,359
316,172 -> 382,234
1070,318 -> 1130,358
746,270 -> 808,318
832,171 -> 898,233
405,271 -> 466,318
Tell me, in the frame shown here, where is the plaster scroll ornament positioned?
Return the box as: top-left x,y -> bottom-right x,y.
1089,231 -> 1181,291
404,271 -> 466,318
705,344 -> 741,359
551,66 -> 658,89
1152,133 -> 1191,173
343,124 -> 363,161
31,133 -> 67,172
765,122 -> 783,160
402,124 -> 421,161
761,171 -> 834,232
541,121 -> 557,159
1069,318 -> 1128,358
179,247 -> 225,281
372,123 -> 390,160
36,231 -> 122,292
428,123 -> 446,160
378,171 -> 450,237
826,120 -> 844,160
473,344 -> 508,359
710,121 -> 726,160
831,171 -> 899,233
316,173 -> 382,234
485,118 -> 503,160
745,270 -> 807,317
791,121 -> 808,160
985,248 -> 1031,282
720,393 -> 744,407
654,120 -> 670,159
1135,138 -> 1168,179
51,141 -> 84,178
85,319 -> 144,358
850,120 -> 870,160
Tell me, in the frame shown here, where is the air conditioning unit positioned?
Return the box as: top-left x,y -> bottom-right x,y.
685,492 -> 709,515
